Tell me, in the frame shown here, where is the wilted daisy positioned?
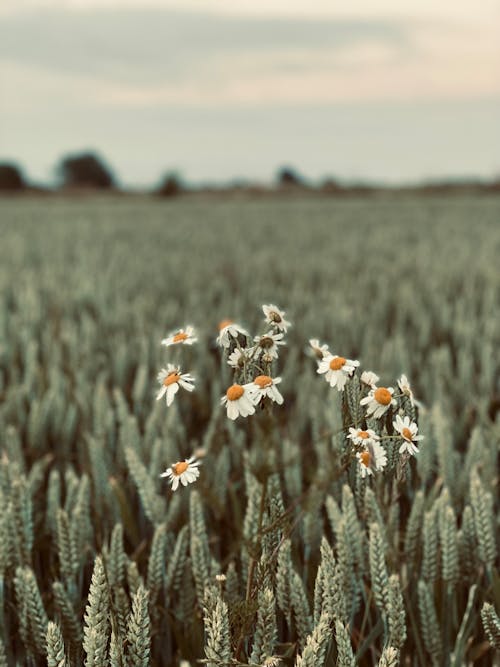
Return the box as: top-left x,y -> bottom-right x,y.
360,386 -> 397,418
216,320 -> 248,349
227,348 -> 246,369
160,456 -> 200,491
356,441 -> 387,478
221,383 -> 256,420
161,326 -> 197,347
317,354 -> 360,391
347,427 -> 380,446
361,370 -> 380,388
262,304 -> 290,332
252,332 -> 286,360
393,414 -> 424,456
397,374 -> 424,409
308,338 -> 329,360
156,365 -> 195,406
249,375 -> 284,405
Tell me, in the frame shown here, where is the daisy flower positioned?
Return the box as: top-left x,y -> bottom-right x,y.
248,375 -> 284,406
360,386 -> 397,418
317,354 -> 360,391
160,456 -> 200,491
252,332 -> 286,360
156,365 -> 195,406
221,383 -> 256,420
216,320 -> 248,349
393,414 -> 424,456
262,304 -> 291,332
161,326 -> 197,347
361,371 -> 380,388
397,374 -> 424,409
356,441 -> 388,478
227,348 -> 246,369
308,339 -> 329,360
347,427 -> 380,446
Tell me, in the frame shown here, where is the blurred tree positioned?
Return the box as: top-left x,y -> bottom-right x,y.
156,172 -> 183,197
59,152 -> 115,189
277,166 -> 304,187
0,163 -> 26,191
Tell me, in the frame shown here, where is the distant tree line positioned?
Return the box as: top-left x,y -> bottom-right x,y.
0,164 -> 25,191
1,151 -> 499,196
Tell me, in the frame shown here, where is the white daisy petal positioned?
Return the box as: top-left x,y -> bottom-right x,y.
156,366 -> 195,407
156,386 -> 167,401
360,386 -> 395,418
222,383 -> 260,419
262,304 -> 291,332
393,414 -> 423,457
317,354 -> 360,392
161,327 -> 197,347
160,456 -> 201,491
166,382 -> 180,406
361,370 -> 379,387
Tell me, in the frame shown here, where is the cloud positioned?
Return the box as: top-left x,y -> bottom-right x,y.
1,3 -> 499,184
1,7 -> 499,110
1,0 -> 499,23
0,9 -> 408,84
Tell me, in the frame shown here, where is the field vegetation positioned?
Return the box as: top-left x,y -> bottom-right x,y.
0,195 -> 499,666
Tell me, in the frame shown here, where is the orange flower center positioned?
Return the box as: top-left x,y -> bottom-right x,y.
164,372 -> 181,386
172,461 -> 189,476
259,336 -> 274,349
402,427 -> 413,441
219,319 -> 233,331
254,375 -> 273,388
374,387 -> 392,405
226,384 -> 244,401
329,356 -> 346,371
173,331 -> 188,343
358,431 -> 370,439
360,451 -> 371,467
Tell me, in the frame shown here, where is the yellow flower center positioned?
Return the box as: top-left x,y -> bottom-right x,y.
402,427 -> 413,441
164,372 -> 180,386
254,375 -> 273,388
358,431 -> 370,439
259,336 -> 274,349
269,311 -> 282,323
219,319 -> 233,331
360,451 -> 371,467
374,387 -> 392,405
172,461 -> 189,476
173,331 -> 188,343
329,356 -> 346,371
226,384 -> 244,401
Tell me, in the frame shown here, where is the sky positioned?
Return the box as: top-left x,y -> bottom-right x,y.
1,0 -> 499,187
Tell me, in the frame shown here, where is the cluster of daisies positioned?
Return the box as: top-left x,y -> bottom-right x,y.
310,339 -> 424,479
156,308 -> 424,491
218,304 -> 289,420
157,305 -> 290,490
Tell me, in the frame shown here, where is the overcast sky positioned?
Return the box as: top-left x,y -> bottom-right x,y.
1,0 -> 499,186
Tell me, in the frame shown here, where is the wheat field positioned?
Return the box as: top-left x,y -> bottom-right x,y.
0,194 -> 499,666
